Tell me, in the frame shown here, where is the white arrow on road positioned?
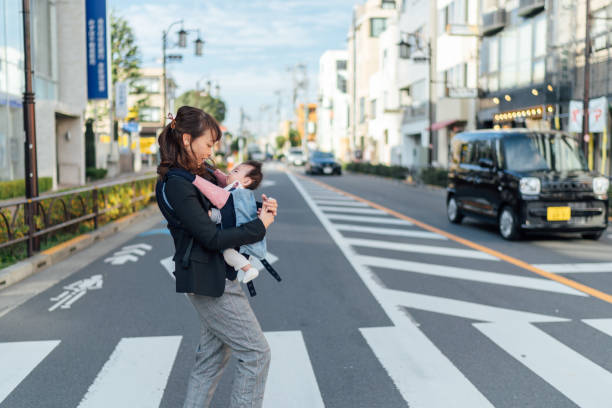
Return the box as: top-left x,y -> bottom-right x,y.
104,243 -> 152,266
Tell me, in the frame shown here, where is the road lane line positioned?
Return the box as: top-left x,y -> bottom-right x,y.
299,174 -> 612,304
78,336 -> 181,408
358,255 -> 586,296
327,214 -> 414,225
475,321 -> 612,408
336,224 -> 446,240
263,331 -> 324,408
312,200 -> 369,207
309,194 -> 355,201
583,318 -> 612,337
361,326 -> 493,408
0,340 -> 61,404
533,263 -> 612,274
346,238 -> 499,260
318,206 -> 386,215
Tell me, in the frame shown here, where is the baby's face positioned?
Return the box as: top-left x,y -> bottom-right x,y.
227,164 -> 254,187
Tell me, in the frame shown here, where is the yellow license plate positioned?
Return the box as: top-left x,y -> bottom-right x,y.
547,206 -> 571,221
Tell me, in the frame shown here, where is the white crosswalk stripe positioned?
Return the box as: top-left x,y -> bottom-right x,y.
318,206 -> 386,215
77,336 -> 182,408
290,174 -> 612,407
312,200 -> 369,207
0,340 -> 60,404
263,331 -> 325,408
336,224 -> 446,240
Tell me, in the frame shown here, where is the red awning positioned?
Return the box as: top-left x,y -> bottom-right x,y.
427,119 -> 461,131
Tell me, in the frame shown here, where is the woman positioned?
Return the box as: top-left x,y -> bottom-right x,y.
156,106 -> 277,408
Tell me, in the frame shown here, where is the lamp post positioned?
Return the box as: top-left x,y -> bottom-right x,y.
162,22 -> 204,123
399,31 -> 434,166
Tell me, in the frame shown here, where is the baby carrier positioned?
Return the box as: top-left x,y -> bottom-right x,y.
156,173 -> 281,297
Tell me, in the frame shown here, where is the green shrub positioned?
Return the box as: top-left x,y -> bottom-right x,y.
0,177 -> 53,200
419,167 -> 448,187
345,162 -> 411,180
86,167 -> 108,181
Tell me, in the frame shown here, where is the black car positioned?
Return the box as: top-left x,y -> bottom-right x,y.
305,151 -> 342,175
447,129 -> 609,240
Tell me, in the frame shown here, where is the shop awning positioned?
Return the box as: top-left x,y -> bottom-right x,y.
427,119 -> 464,131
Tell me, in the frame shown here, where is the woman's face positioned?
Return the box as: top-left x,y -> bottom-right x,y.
184,130 -> 214,166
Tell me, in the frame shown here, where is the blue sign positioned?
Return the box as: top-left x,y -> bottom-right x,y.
122,122 -> 140,133
85,0 -> 108,99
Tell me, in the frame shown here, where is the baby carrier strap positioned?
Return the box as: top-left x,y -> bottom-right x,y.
243,258 -> 282,298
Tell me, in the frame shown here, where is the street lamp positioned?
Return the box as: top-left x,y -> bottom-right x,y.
399,31 -> 434,166
162,21 -> 204,125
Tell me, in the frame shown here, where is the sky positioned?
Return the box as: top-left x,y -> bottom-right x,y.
110,0 -> 359,135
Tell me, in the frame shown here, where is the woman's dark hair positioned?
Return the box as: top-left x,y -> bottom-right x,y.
242,160 -> 263,190
157,106 -> 221,182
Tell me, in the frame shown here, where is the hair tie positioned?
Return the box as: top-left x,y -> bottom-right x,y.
167,112 -> 176,129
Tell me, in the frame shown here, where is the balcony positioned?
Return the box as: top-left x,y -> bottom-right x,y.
481,9 -> 506,36
517,0 -> 545,17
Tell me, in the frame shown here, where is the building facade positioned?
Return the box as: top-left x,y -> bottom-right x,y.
0,0 -> 88,187
317,50 -> 349,158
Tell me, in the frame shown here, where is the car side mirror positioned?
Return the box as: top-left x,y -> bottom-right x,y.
478,158 -> 494,169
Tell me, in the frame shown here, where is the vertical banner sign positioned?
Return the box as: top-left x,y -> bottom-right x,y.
85,0 -> 108,99
589,97 -> 607,133
115,81 -> 128,118
568,100 -> 583,133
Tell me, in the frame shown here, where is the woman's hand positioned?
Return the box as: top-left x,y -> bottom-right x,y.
260,194 -> 278,216
258,208 -> 275,229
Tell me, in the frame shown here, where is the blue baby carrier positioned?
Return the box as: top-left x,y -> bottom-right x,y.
156,173 -> 281,297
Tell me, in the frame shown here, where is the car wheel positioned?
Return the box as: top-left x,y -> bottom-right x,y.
447,196 -> 463,224
582,231 -> 604,240
499,206 -> 521,240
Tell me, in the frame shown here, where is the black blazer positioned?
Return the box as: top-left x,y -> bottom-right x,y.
161,176 -> 266,297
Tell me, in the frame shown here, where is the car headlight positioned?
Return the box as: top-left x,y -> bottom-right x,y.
520,177 -> 541,195
593,177 -> 609,195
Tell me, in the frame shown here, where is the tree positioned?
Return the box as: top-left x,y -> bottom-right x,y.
288,128 -> 301,147
175,90 -> 227,123
275,135 -> 287,150
111,11 -> 142,86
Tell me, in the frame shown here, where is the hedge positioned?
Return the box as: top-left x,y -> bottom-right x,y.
86,167 -> 108,181
419,167 -> 448,187
344,162 -> 412,180
0,177 -> 53,200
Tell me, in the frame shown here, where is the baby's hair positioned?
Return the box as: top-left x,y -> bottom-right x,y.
242,160 -> 263,190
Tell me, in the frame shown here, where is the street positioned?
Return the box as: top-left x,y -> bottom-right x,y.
2,166 -> 612,408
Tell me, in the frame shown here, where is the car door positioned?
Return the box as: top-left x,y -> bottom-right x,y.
455,139 -> 476,212
472,139 -> 498,218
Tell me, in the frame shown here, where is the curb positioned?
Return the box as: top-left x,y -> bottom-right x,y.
0,205 -> 159,290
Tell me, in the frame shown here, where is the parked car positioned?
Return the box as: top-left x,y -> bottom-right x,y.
446,129 -> 609,240
248,146 -> 266,161
305,151 -> 342,175
287,147 -> 306,166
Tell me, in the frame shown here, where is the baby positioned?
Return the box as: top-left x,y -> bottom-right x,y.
170,161 -> 268,283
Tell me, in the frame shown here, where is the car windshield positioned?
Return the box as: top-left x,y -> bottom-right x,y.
502,133 -> 587,173
313,152 -> 334,159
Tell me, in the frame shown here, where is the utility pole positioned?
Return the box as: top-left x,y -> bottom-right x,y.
427,40 -> 434,166
582,0 -> 591,154
352,8 -> 357,157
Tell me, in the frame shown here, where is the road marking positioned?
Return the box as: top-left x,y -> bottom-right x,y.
533,263 -> 612,274
78,336 -> 182,408
336,224 -> 446,240
138,228 -> 170,237
312,200 -> 369,207
49,275 -> 103,312
299,174 -> 612,304
357,255 -> 586,296
327,214 -> 413,226
263,331 -> 324,408
309,194 -> 354,201
384,289 -> 567,323
583,318 -> 612,337
160,256 -> 174,278
318,206 -> 386,215
0,340 -> 60,404
104,243 -> 152,266
261,180 -> 277,187
346,237 -> 499,260
475,321 -> 612,408
361,326 -> 493,408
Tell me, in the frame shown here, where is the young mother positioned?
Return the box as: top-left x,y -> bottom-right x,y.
156,106 -> 277,408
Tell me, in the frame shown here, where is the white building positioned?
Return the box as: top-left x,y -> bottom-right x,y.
317,50 -> 349,159
435,0 -> 479,167
396,0 -> 436,169
0,0 -> 88,187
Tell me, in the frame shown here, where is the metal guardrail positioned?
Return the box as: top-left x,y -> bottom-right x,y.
0,174 -> 157,257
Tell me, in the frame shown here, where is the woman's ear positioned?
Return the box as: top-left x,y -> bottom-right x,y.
182,133 -> 192,147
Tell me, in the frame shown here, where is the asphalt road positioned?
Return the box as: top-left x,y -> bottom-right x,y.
2,165 -> 612,408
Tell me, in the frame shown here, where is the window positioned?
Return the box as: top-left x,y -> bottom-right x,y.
517,23 -> 533,86
384,129 -> 389,144
381,0 -> 396,9
370,18 -> 387,37
336,60 -> 347,70
459,142 -> 472,164
132,77 -> 160,94
500,28 -> 518,89
337,74 -> 347,93
359,97 -> 365,123
371,99 -> 377,119
139,107 -> 160,122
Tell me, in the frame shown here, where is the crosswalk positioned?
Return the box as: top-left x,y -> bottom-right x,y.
287,173 -> 612,408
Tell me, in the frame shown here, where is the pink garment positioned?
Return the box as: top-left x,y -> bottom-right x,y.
213,169 -> 229,187
192,175 -> 230,208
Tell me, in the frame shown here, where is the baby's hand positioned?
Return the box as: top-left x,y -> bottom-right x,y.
208,210 -> 212,217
